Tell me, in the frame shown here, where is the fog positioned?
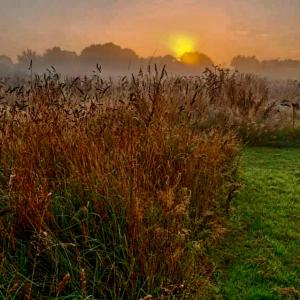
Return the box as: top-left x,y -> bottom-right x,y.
0,43 -> 213,78
1,43 -> 300,80
231,55 -> 300,80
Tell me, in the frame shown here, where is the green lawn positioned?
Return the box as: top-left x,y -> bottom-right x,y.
213,147 -> 300,299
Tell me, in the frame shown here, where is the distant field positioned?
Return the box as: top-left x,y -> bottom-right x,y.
213,147 -> 300,299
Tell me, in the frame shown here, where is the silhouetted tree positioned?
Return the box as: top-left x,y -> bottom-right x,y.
43,47 -> 78,74
79,43 -> 139,72
17,49 -> 43,71
180,51 -> 213,70
231,56 -> 300,79
44,47 -> 77,65
0,55 -> 14,75
231,56 -> 260,73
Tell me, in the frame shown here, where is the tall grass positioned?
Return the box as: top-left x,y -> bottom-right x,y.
0,65 -> 276,298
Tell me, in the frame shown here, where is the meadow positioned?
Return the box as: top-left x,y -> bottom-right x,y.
213,147 -> 300,299
0,66 -> 299,299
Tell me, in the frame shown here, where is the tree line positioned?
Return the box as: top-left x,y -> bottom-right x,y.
0,43 -> 213,77
231,55 -> 300,80
1,43 -> 299,79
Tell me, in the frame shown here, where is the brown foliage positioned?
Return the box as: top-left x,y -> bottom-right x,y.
0,67 -> 240,297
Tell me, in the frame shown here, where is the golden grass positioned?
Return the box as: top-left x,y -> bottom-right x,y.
0,66 -> 245,298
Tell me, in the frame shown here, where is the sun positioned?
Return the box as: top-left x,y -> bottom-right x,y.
169,35 -> 196,59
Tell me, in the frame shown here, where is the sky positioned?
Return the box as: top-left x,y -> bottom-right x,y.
0,0 -> 300,64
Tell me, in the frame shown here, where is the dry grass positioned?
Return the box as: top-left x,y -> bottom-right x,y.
0,65 -> 276,299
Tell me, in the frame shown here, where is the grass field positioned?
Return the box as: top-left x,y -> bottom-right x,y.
0,69 -> 299,298
213,147 -> 300,299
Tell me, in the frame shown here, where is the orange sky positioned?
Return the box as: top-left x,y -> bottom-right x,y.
0,0 -> 300,64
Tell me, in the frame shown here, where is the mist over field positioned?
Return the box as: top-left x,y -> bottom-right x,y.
1,43 -> 300,80
0,43 -> 213,77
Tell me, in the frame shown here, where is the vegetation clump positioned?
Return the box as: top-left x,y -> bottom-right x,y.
0,65 -> 298,298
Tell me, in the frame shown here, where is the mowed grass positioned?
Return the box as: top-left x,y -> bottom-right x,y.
213,147 -> 300,299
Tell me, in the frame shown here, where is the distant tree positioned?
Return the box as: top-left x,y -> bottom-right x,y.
79,43 -> 139,71
180,51 -> 213,68
0,55 -> 13,66
0,55 -> 14,75
231,55 -> 260,73
43,47 -> 77,65
232,55 -> 300,79
17,49 -> 43,71
43,47 -> 78,74
141,52 -> 214,75
142,55 -> 178,67
283,59 -> 300,68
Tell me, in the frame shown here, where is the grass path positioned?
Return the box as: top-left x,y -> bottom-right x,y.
213,147 -> 300,299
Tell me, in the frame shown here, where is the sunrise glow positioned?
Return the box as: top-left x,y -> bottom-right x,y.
169,35 -> 196,59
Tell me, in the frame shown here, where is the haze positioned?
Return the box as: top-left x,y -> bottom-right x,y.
1,0 -> 300,64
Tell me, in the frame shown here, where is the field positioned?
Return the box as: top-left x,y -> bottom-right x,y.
214,147 -> 300,299
0,67 -> 299,299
